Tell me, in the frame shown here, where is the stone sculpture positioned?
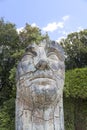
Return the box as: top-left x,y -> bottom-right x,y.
16,40 -> 65,130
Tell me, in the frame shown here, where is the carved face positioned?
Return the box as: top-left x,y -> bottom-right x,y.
16,41 -> 65,110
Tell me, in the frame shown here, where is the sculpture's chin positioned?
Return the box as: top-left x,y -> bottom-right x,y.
20,78 -> 59,110
31,84 -> 58,109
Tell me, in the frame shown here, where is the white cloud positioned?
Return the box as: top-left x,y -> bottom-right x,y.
31,23 -> 38,27
42,22 -> 64,32
77,26 -> 84,32
57,30 -> 69,37
42,15 -> 70,33
17,27 -> 24,33
62,15 -> 70,21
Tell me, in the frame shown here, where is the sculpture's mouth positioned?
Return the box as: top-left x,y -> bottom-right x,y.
29,77 -> 55,86
29,76 -> 55,81
29,72 -> 55,81
22,71 -> 57,87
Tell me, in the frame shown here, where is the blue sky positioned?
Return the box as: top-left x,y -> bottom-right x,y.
0,0 -> 87,41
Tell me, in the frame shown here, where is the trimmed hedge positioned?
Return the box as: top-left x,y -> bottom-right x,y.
64,67 -> 87,99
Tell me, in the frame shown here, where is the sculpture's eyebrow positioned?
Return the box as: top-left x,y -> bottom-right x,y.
25,45 -> 37,56
47,46 -> 65,61
47,46 -> 59,54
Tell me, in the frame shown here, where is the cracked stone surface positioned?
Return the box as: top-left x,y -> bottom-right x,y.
16,40 -> 65,130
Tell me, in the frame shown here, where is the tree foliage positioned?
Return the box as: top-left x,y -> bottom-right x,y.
19,23 -> 49,48
0,18 -> 19,105
60,30 -> 87,70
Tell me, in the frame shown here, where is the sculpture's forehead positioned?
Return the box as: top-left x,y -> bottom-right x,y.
26,41 -> 63,53
25,41 -> 65,61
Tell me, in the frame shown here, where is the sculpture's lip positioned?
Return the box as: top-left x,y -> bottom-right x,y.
29,75 -> 55,82
29,77 -> 56,86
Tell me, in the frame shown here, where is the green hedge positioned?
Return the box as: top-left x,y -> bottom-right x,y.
64,67 -> 87,99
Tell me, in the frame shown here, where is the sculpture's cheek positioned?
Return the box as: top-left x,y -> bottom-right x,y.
48,61 -> 59,72
48,61 -> 65,78
21,61 -> 36,73
50,63 -> 59,71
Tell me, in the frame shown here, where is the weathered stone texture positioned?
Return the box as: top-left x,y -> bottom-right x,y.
16,40 -> 65,130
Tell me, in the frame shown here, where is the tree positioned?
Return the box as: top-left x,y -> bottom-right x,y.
0,18 -> 19,104
18,23 -> 49,48
60,30 -> 87,70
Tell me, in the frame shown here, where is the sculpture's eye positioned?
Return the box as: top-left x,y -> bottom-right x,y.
47,53 -> 59,61
22,50 -> 37,61
22,54 -> 33,62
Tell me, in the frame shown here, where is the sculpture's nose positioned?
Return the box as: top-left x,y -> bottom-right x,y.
35,59 -> 49,70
